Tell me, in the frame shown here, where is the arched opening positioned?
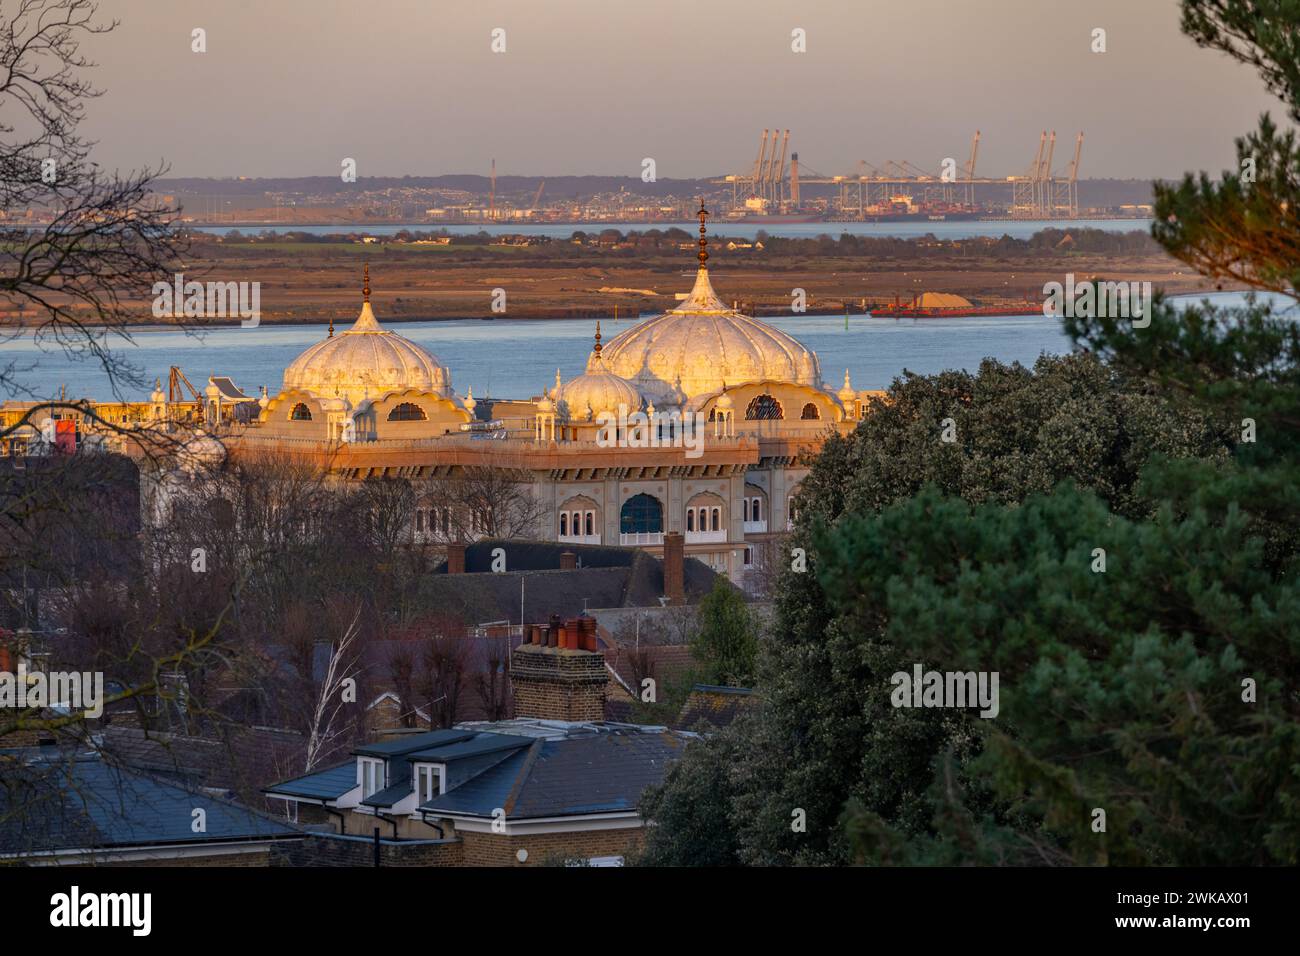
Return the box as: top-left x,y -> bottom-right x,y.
745,393 -> 783,420
800,402 -> 820,420
559,496 -> 601,542
290,402 -> 312,421
387,402 -> 427,422
620,493 -> 663,538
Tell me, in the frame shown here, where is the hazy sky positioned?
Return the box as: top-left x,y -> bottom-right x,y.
80,0 -> 1282,180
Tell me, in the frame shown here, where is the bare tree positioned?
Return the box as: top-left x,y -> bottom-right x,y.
474,633 -> 511,721
405,614 -> 468,728
0,0 -> 188,400
304,609 -> 362,771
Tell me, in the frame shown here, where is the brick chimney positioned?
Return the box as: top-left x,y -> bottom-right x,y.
559,550 -> 577,570
663,531 -> 685,605
446,540 -> 466,574
510,643 -> 606,721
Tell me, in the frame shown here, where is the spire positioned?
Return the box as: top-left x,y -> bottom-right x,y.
363,262 -> 371,303
696,198 -> 709,269
594,320 -> 602,356
554,368 -> 562,396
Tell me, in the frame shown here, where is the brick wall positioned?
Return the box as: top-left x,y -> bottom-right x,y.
270,831 -> 463,867
461,827 -> 643,867
510,644 -> 606,721
115,848 -> 277,866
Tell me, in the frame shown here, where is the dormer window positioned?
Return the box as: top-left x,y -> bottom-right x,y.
360,758 -> 385,798
414,764 -> 445,802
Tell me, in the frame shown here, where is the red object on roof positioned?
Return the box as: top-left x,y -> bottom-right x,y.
54,418 -> 77,455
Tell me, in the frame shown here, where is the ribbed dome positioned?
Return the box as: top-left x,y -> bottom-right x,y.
284,299 -> 450,404
557,355 -> 641,420
596,267 -> 821,404
556,323 -> 641,419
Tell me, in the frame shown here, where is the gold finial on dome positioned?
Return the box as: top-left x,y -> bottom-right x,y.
697,198 -> 709,268
363,262 -> 371,303
594,320 -> 602,356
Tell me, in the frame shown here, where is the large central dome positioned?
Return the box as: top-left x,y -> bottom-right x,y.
283,276 -> 450,404
594,267 -> 822,404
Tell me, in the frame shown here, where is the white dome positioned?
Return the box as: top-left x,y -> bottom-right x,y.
284,293 -> 450,404
558,357 -> 641,420
557,323 -> 641,420
596,267 -> 821,404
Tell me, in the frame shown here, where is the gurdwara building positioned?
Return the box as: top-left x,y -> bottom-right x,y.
112,213 -> 883,588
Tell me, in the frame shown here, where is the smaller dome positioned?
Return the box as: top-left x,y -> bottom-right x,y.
837,369 -> 856,404
464,386 -> 477,416
150,378 -> 166,404
556,323 -> 641,420
716,389 -> 733,409
177,430 -> 226,475
537,394 -> 554,413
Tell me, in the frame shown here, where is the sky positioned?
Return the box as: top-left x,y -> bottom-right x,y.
78,0 -> 1283,181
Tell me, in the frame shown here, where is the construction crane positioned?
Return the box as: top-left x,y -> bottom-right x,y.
168,366 -> 200,404
532,180 -> 545,210
489,158 -> 496,221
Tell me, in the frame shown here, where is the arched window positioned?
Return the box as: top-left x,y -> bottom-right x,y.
800,402 -> 820,420
752,497 -> 762,522
290,403 -> 312,421
742,499 -> 750,522
620,493 -> 663,534
745,393 -> 783,420
559,513 -> 568,536
584,511 -> 595,536
387,402 -> 427,422
711,507 -> 722,531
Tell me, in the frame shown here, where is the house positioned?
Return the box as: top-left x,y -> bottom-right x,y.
265,638 -> 694,866
0,746 -> 302,865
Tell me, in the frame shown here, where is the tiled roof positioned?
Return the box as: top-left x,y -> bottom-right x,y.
0,749 -> 299,857
264,760 -> 357,800
420,724 -> 690,821
99,724 -> 306,805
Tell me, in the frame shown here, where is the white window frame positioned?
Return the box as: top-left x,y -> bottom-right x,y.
359,757 -> 385,798
413,763 -> 445,802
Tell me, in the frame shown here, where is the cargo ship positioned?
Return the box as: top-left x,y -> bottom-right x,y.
725,211 -> 825,224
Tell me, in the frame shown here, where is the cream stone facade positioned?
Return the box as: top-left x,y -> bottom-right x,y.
49,215 -> 885,590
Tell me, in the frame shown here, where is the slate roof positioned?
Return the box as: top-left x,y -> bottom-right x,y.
99,723 -> 306,806
264,760 -> 357,800
420,726 -> 689,821
428,539 -> 723,618
0,748 -> 300,857
361,781 -> 412,809
265,721 -> 691,824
